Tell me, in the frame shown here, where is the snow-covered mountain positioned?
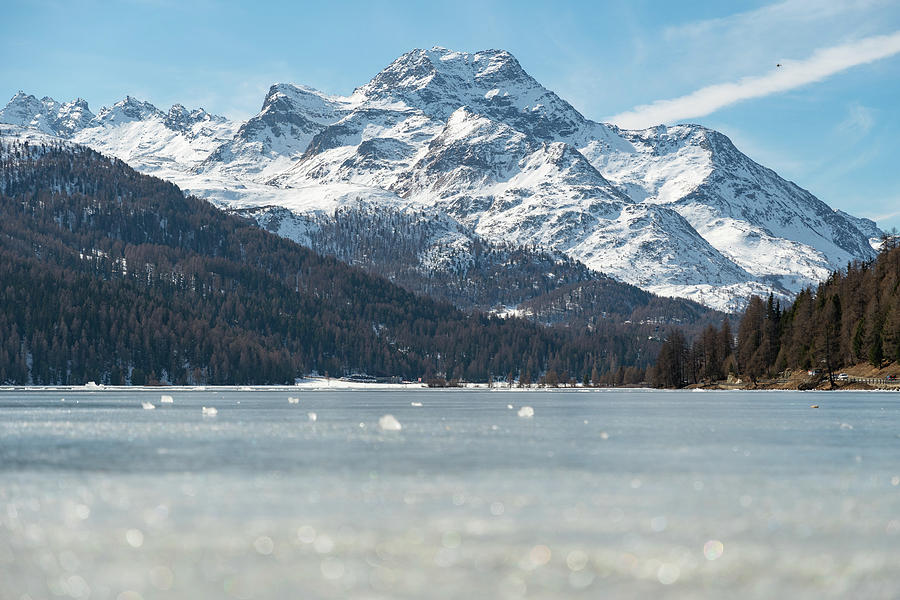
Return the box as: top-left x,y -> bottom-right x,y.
0,92 -> 95,138
201,83 -> 350,179
1,47 -> 881,311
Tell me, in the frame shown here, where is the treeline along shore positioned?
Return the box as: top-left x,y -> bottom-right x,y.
652,238 -> 900,389
6,138 -> 895,390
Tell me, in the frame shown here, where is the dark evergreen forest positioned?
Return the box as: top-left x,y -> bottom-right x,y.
651,239 -> 900,387
0,140 -> 680,385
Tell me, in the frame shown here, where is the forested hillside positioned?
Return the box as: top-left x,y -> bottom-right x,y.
519,279 -> 723,330
241,204 -> 601,311
239,203 -> 723,328
0,139 -> 672,385
651,239 -> 900,387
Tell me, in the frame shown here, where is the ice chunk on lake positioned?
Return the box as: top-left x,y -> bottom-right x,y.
160,394 -> 174,404
517,406 -> 534,418
141,402 -> 155,410
288,396 -> 300,404
378,414 -> 402,431
411,402 -> 423,407
201,406 -> 218,416
308,412 -> 317,422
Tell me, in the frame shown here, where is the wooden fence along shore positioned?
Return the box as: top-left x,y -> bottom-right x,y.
845,376 -> 900,389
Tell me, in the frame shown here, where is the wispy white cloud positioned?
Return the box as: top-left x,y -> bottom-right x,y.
607,31 -> 900,129
837,103 -> 875,135
664,0 -> 887,40
872,207 -> 900,222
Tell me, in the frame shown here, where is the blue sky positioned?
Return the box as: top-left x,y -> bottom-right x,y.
2,0 -> 899,230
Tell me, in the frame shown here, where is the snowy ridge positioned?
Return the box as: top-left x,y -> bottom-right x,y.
836,209 -> 884,251
0,47 -> 882,311
93,96 -> 165,125
591,124 -> 876,293
201,83 -> 351,179
0,92 -> 95,137
0,91 -> 239,176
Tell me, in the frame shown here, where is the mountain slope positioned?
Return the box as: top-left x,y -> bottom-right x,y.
392,109 -> 755,297
232,190 -> 726,330
0,132 -> 677,384
0,47 -> 880,311
202,83 -> 350,179
589,124 -> 877,291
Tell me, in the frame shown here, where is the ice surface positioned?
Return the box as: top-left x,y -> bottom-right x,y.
1,389 -> 900,600
378,414 -> 403,431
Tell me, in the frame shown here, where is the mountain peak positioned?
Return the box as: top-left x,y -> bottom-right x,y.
166,103 -> 194,129
199,82 -> 347,174
54,98 -> 95,136
164,103 -> 223,131
259,83 -> 343,119
0,92 -> 44,127
360,47 -> 530,101
95,96 -> 164,125
267,82 -> 327,97
0,92 -> 93,137
355,47 -> 587,141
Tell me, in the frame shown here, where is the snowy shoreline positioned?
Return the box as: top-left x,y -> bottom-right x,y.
0,382 -> 895,393
0,379 -> 642,392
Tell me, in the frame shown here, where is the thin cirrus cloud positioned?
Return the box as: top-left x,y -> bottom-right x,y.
873,207 -> 900,222
607,30 -> 900,129
663,0 -> 885,39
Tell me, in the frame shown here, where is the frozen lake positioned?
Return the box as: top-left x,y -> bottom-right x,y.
1,388 -> 899,599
